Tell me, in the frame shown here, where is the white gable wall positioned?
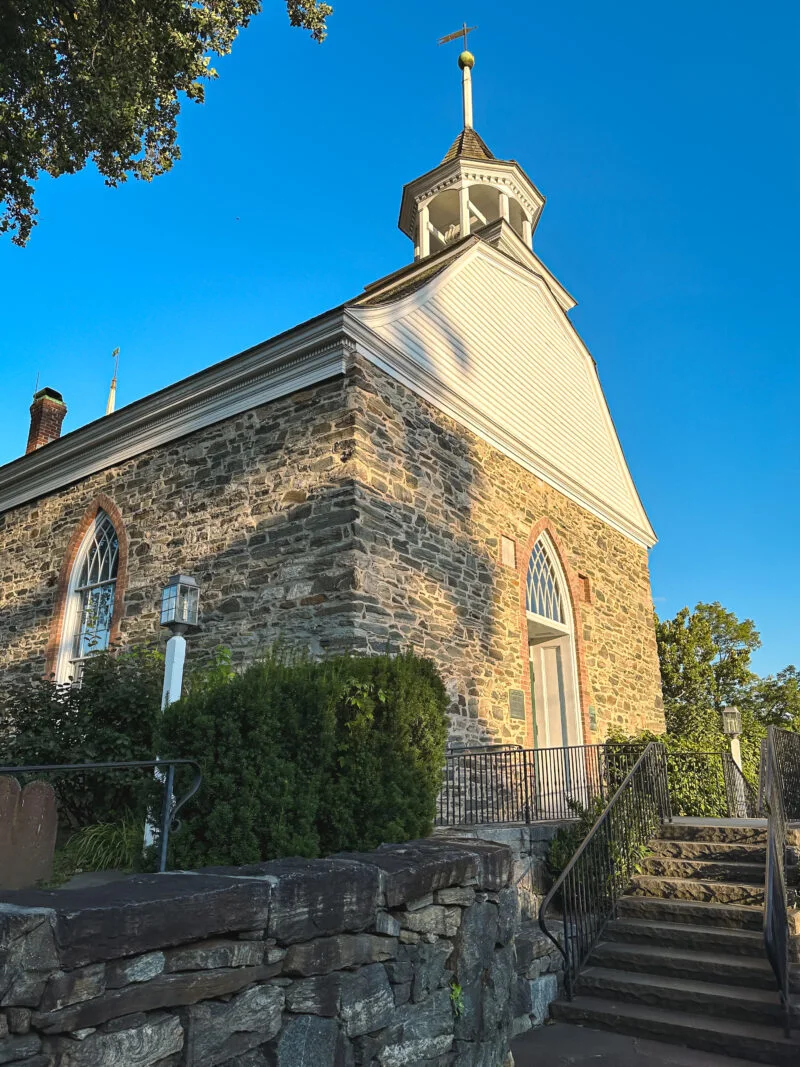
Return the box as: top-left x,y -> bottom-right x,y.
348,243 -> 655,547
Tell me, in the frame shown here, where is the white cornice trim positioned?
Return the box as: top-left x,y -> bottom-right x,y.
0,312 -> 351,514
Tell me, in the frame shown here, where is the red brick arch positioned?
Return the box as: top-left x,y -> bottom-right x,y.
44,495 -> 129,678
517,518 -> 592,749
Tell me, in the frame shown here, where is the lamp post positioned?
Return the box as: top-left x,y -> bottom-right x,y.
722,705 -> 746,818
145,576 -> 200,854
159,575 -> 200,709
722,706 -> 743,772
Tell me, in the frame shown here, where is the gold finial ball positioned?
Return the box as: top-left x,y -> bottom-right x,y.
458,50 -> 475,70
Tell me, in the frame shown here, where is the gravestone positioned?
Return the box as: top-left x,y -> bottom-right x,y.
0,776 -> 58,889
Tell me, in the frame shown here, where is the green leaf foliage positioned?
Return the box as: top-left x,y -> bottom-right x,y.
0,648 -> 163,831
0,0 -> 333,245
158,648 -> 449,868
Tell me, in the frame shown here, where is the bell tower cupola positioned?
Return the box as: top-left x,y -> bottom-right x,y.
399,28 -> 545,261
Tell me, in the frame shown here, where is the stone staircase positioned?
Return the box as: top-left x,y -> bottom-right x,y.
550,819 -> 800,1065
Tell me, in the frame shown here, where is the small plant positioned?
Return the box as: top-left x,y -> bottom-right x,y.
62,814 -> 143,872
546,795 -> 606,880
450,981 -> 465,1019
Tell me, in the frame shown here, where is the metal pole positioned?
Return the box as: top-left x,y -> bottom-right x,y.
158,763 -> 176,873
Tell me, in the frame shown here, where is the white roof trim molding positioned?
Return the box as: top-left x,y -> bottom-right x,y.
0,312 -> 352,514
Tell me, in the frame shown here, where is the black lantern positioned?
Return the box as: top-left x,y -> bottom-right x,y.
160,575 -> 200,634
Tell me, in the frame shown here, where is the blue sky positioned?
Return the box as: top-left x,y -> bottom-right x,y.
0,1 -> 796,676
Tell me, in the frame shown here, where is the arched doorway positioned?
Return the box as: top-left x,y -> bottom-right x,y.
525,534 -> 583,750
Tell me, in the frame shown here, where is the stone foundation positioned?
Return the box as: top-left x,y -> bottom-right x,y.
0,836 -> 564,1067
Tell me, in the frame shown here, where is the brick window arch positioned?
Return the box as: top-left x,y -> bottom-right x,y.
45,496 -> 128,680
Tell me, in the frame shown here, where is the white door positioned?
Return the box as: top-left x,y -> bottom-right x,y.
530,636 -> 584,816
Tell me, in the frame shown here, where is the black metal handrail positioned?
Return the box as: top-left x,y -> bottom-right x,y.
762,726 -> 799,1037
0,759 -> 202,874
538,741 -> 671,998
436,742 -> 647,826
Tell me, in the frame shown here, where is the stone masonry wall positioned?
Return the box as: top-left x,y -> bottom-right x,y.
342,358 -> 664,746
0,357 -> 663,744
0,836 -> 564,1067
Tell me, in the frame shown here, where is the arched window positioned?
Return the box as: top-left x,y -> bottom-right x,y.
526,538 -> 564,623
57,511 -> 119,682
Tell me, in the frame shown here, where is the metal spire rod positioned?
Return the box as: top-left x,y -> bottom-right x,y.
106,347 -> 120,416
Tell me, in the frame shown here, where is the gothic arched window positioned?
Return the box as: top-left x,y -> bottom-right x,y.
525,537 -> 565,623
57,511 -> 119,682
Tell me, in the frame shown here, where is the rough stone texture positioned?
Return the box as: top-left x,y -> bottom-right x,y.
0,358 -> 663,747
283,934 -> 397,976
53,1012 -> 183,1066
0,835 -> 563,1066
182,984 -> 283,1065
266,1014 -> 344,1067
0,778 -> 58,891
0,875 -> 272,969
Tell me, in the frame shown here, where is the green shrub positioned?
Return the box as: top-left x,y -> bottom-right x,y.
159,648 -> 449,868
0,648 -> 163,832
546,796 -> 606,880
605,729 -> 761,817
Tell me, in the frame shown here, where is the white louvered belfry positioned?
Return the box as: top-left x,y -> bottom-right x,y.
526,539 -> 564,624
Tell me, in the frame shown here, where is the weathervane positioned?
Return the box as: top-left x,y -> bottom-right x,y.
437,22 -> 477,52
437,23 -> 478,130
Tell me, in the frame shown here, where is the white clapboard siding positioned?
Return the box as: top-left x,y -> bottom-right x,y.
350,243 -> 655,547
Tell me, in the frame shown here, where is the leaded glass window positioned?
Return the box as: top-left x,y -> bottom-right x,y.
525,538 -> 564,623
63,513 -> 119,680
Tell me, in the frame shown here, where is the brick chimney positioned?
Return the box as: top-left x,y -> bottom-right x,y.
26,388 -> 67,454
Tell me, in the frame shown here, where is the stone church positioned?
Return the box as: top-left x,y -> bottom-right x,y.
0,51 -> 664,750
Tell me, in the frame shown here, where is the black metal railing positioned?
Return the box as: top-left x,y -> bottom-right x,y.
665,749 -> 760,819
0,759 -> 202,873
436,743 -> 645,826
538,741 -> 671,998
763,726 -> 800,1037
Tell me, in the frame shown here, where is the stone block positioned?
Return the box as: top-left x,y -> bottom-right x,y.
54,1012 -> 183,1066
529,973 -> 558,1027
374,912 -> 401,937
205,859 -> 378,945
377,988 -> 453,1065
0,1033 -> 41,1064
0,778 -> 58,891
337,842 -> 480,907
106,952 -> 164,987
283,934 -> 397,977
39,964 -> 106,1012
452,902 -> 498,986
339,964 -> 394,1037
435,887 -> 475,908
266,1014 -> 344,1067
407,941 -> 453,1004
183,983 -> 283,1065
0,906 -> 58,1008
400,905 -> 460,937
284,973 -> 344,1017
5,1007 -> 30,1035
32,967 -> 270,1033
0,875 -> 271,969
163,939 -> 263,973
496,889 -> 519,945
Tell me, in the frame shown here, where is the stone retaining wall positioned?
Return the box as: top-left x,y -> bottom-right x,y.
0,837 -> 564,1067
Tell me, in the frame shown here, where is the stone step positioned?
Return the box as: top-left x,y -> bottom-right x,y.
577,966 -> 784,1026
650,838 -> 768,864
589,940 -> 778,990
640,856 -> 766,884
605,917 -> 767,956
616,895 -> 764,930
658,822 -> 768,846
550,995 -> 800,1065
630,874 -> 765,907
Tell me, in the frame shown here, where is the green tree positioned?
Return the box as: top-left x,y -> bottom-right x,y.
741,666 -> 800,732
0,0 -> 333,245
656,602 -> 760,738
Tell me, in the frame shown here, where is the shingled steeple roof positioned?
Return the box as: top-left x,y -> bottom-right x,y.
442,127 -> 495,164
